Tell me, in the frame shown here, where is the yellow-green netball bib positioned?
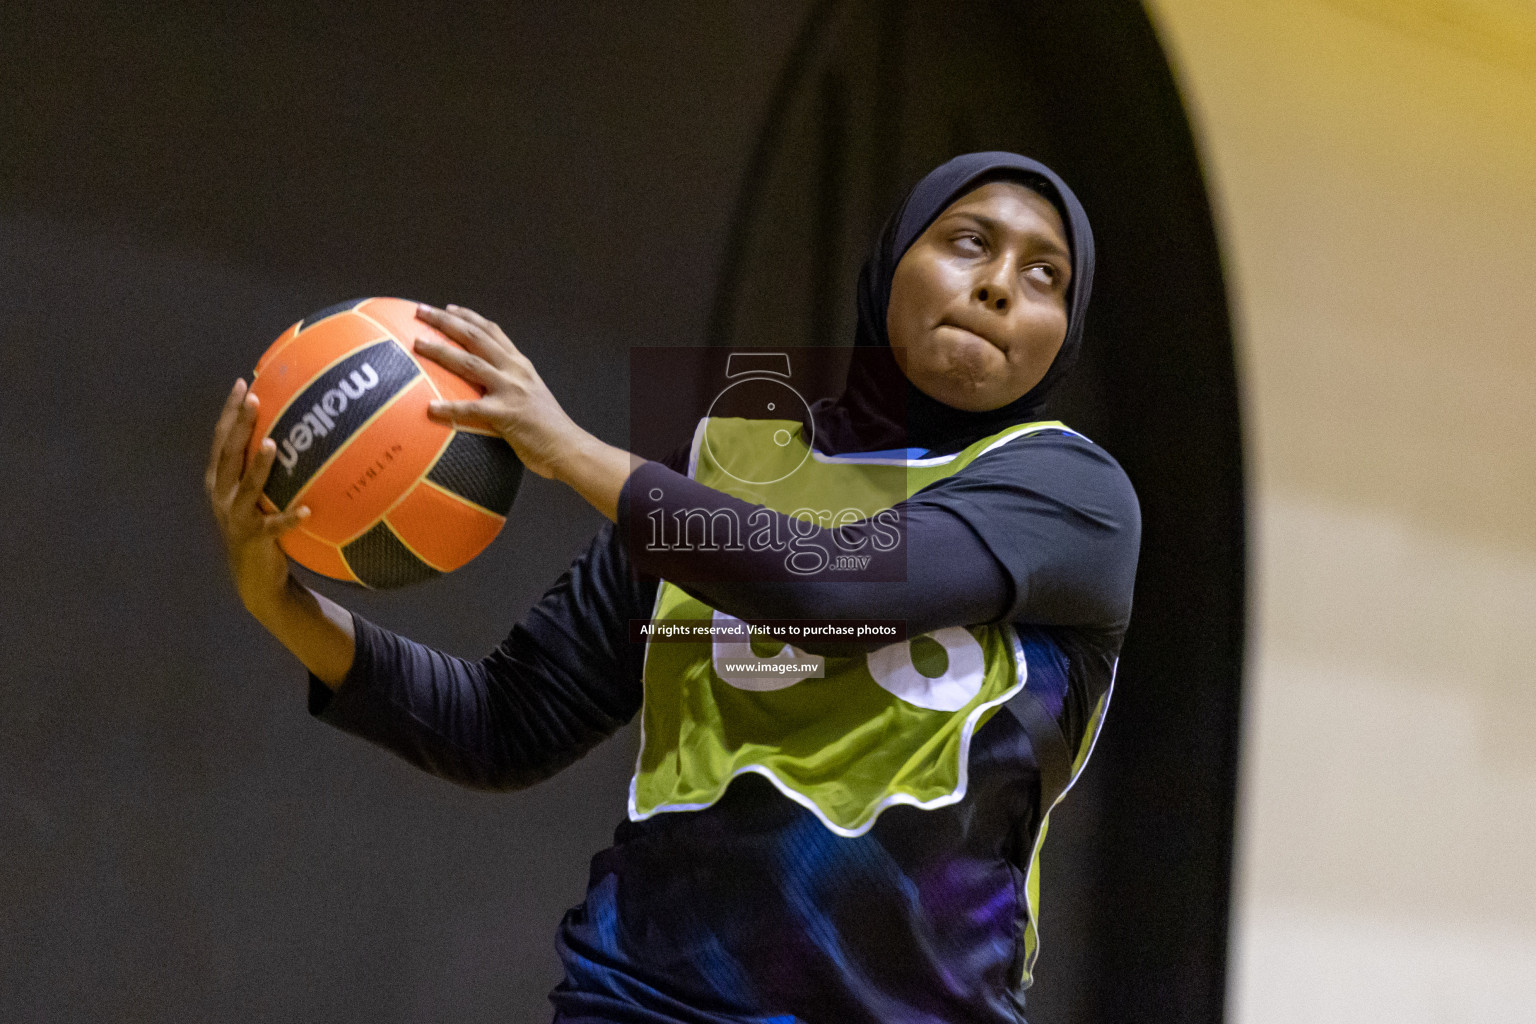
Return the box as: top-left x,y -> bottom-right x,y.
628,417 -> 1077,836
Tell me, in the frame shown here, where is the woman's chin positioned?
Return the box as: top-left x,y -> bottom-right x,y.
945,390 -> 1011,413
912,374 -> 1011,412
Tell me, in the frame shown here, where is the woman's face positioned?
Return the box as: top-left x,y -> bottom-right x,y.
886,180 -> 1072,412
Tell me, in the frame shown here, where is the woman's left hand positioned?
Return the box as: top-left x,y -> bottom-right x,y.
412,303 -> 589,480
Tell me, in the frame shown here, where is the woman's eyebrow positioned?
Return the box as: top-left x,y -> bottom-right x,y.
945,212 -> 1071,261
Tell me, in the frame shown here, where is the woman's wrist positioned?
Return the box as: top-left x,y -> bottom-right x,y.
247,573 -> 357,689
551,433 -> 646,523
239,568 -> 297,621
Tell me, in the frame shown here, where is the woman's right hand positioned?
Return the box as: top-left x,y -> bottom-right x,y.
204,378 -> 311,614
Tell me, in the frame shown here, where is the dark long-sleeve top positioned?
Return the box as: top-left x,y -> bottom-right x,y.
308,428 -> 1140,1023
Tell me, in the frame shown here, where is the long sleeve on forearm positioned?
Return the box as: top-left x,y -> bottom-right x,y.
618,460 -> 1008,642
307,522 -> 650,790
616,430 -> 1140,638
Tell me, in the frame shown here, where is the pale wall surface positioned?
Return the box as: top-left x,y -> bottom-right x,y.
1141,1 -> 1536,1018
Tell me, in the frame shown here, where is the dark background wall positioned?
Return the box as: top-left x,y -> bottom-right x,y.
0,2 -> 1242,1021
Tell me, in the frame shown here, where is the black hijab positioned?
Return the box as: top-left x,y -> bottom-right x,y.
811,151 -> 1096,456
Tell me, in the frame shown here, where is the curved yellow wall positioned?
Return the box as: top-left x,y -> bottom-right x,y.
1143,0 -> 1536,1017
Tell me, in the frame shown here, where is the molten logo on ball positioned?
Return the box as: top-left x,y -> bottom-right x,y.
274,362 -> 382,475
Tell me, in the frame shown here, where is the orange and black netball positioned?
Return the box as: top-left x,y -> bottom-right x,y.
245,297 -> 523,589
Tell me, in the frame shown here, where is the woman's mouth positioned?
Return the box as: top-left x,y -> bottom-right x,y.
937,323 -> 999,350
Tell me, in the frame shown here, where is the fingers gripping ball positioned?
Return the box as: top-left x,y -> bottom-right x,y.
245,297 -> 525,589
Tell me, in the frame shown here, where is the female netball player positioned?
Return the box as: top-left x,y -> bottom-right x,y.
204,152 -> 1140,1023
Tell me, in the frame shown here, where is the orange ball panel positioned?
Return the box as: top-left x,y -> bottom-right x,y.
384,478 -> 506,573
290,376 -> 452,543
278,525 -> 361,583
355,297 -> 484,403
254,321 -> 300,378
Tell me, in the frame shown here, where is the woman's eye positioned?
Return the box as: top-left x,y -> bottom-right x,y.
1027,264 -> 1059,285
956,234 -> 985,253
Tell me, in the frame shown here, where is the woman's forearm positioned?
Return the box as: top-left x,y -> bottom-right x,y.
618,461 -> 1011,643
299,524 -> 647,792
248,574 -> 356,689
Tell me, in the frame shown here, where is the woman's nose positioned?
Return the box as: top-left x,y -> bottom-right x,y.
973,258 -> 1015,312
974,277 -> 1010,313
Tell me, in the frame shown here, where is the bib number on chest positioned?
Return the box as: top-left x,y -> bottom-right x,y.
710,610 -> 986,710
